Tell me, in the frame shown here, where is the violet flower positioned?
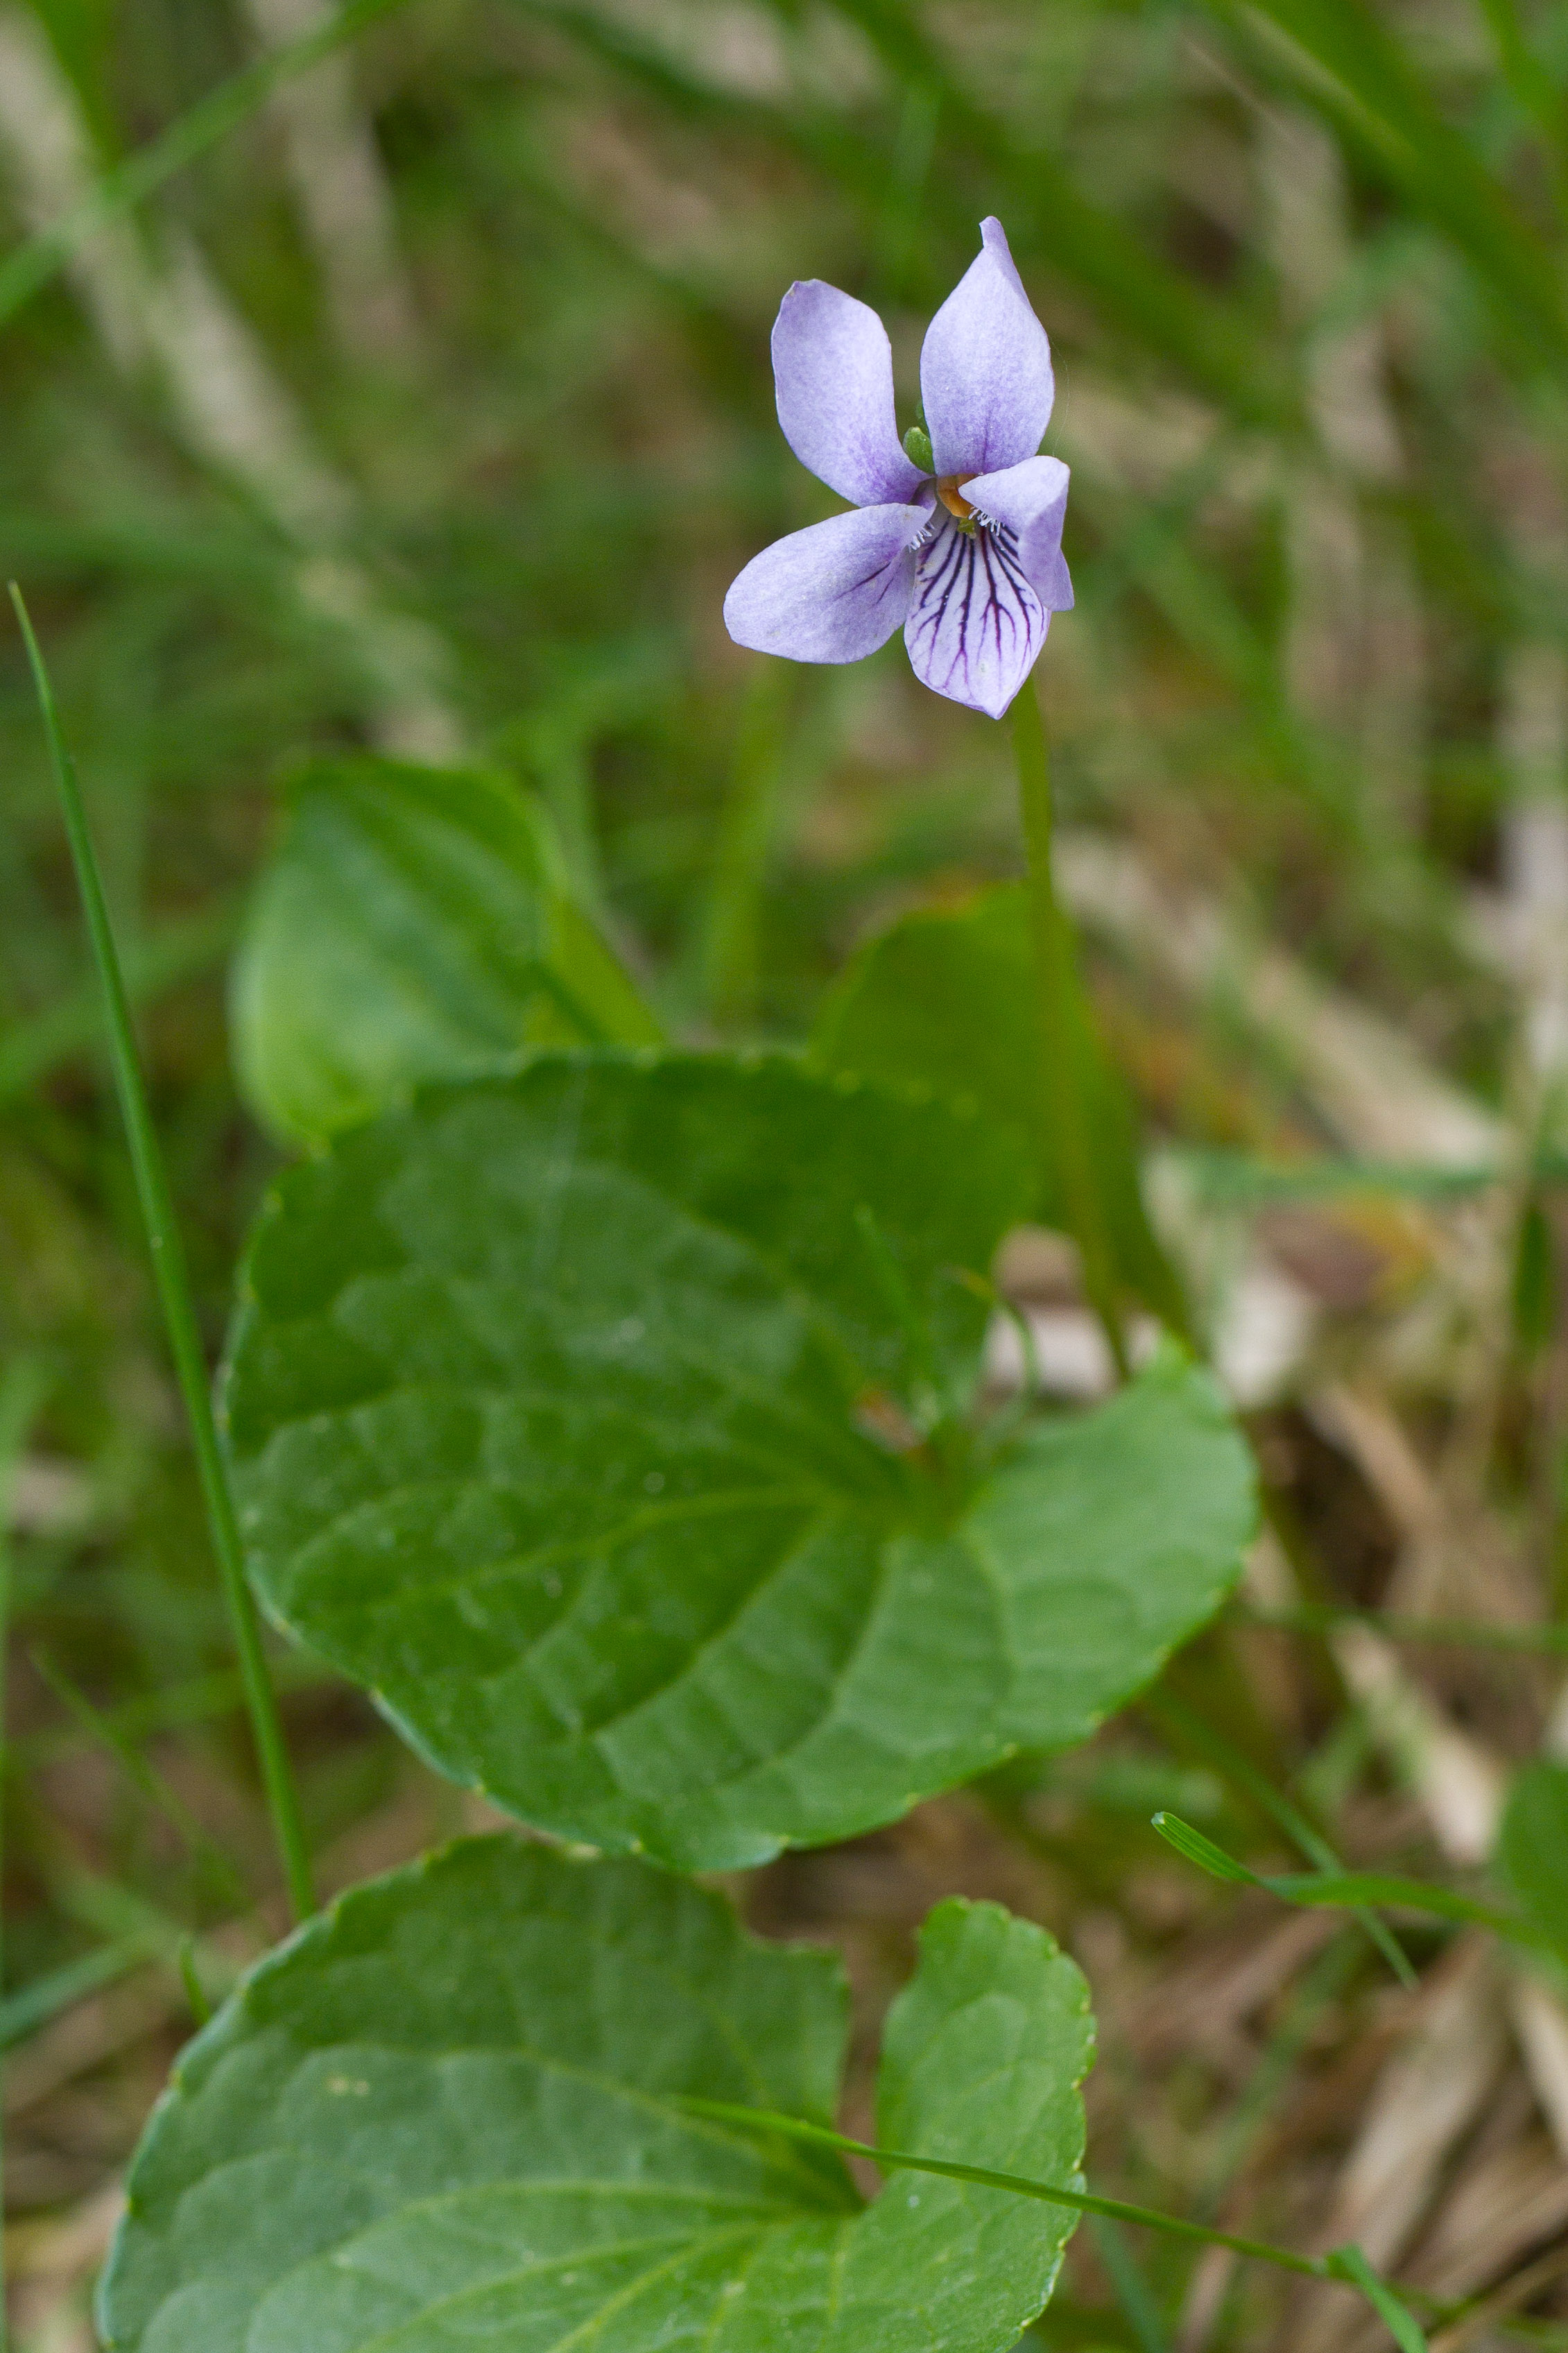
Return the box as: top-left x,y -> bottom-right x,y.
724,219 -> 1072,721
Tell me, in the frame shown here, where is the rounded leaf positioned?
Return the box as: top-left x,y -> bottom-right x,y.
230,756 -> 658,1147
812,884 -> 1186,1330
225,1053 -> 1252,1867
99,1839 -> 1094,2353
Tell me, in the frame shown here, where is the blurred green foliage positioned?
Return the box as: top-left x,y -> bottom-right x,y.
2,0 -> 1565,2094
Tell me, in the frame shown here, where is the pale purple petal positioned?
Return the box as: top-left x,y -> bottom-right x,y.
920,219 -> 1054,479
963,454 -> 1074,610
903,513 -> 1047,719
725,503 -> 926,664
773,281 -> 929,508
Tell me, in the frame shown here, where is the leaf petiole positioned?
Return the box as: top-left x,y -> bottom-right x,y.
677,2096 -> 1428,2347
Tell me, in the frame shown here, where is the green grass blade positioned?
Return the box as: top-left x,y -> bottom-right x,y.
0,899 -> 237,1108
1153,1813 -> 1560,1962
822,0 -> 1289,421
178,1935 -> 213,2028
1474,0 -> 1568,200
1237,1600 -> 1568,1656
1149,1695 -> 1415,1984
8,585 -> 314,1923
1329,2244 -> 1429,2352
1204,0 -> 1568,369
31,1649 -> 249,1910
0,1355 -> 51,2353
0,1938 -> 153,2052
14,1656 -> 333,1771
1261,1867 -> 1558,1953
1172,1149 -> 1504,1206
508,0 -> 1292,425
0,0 -> 420,332
1151,1811 -> 1259,1884
1089,2214 -> 1169,2353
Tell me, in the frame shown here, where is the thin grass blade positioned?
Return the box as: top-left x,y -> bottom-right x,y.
8,585 -> 313,1922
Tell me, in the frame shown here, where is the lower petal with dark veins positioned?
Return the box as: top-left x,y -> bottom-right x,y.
904,514 -> 1047,719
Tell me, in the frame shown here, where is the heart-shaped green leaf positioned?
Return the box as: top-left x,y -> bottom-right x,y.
811,884 -> 1186,1330
225,1053 -> 1253,1868
230,755 -> 659,1146
99,1838 -> 1094,2353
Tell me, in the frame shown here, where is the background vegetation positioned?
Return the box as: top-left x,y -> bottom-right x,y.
5,0 -> 1568,2344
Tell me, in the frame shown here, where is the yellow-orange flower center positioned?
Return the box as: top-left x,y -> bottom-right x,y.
936,473 -> 979,519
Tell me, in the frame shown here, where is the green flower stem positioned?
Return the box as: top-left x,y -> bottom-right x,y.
678,2097 -> 1428,2347
1011,682 -> 1128,1377
10,585 -> 315,1924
